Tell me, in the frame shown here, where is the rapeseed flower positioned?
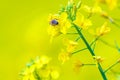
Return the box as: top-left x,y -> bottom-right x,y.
34,56 -> 51,69
58,39 -> 78,64
20,56 -> 51,80
65,39 -> 78,52
97,0 -> 118,10
106,0 -> 117,10
48,12 -> 71,39
74,13 -> 92,29
73,60 -> 83,73
21,65 -> 36,80
89,22 -> 110,37
83,4 -> 102,14
58,50 -> 71,64
96,22 -> 111,36
93,56 -> 104,63
50,70 -> 60,79
39,67 -> 59,79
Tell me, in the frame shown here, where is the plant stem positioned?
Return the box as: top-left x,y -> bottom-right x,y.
83,64 -> 96,66
104,61 -> 119,73
92,42 -> 96,51
72,36 -> 99,54
99,39 -> 116,49
67,32 -> 78,35
73,23 -> 107,80
33,69 -> 41,80
72,47 -> 87,54
75,36 -> 81,42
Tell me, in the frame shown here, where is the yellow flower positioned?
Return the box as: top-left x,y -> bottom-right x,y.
89,22 -> 110,37
39,67 -> 59,79
58,39 -> 78,64
106,0 -> 117,10
21,65 -> 36,80
20,56 -> 56,80
58,50 -> 72,64
34,56 -> 51,69
48,12 -> 71,38
66,39 -> 78,53
74,13 -> 92,29
73,60 -> 83,73
101,11 -> 109,19
39,56 -> 51,65
93,56 -> 104,63
22,74 -> 35,80
83,4 -> 102,14
96,22 -> 111,36
96,0 -> 117,10
50,70 -> 59,79
68,0 -> 74,6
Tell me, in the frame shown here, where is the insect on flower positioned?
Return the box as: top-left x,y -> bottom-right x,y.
48,12 -> 71,41
50,19 -> 59,26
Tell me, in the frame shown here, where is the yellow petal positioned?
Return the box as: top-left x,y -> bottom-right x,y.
40,56 -> 51,65
51,70 -> 59,79
92,4 -> 102,13
47,26 -> 61,37
100,22 -> 110,35
96,22 -> 111,36
82,5 -> 91,13
74,13 -> 84,27
106,0 -> 117,10
58,50 -> 71,64
82,19 -> 92,29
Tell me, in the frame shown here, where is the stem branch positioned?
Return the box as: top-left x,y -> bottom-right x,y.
73,23 -> 107,80
104,61 -> 119,73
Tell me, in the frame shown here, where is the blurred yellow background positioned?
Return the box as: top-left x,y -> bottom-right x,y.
0,0 -> 120,80
0,0 -> 68,80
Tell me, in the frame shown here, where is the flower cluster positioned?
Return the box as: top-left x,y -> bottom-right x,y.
20,56 -> 59,80
96,0 -> 118,10
48,12 -> 71,42
20,0 -> 120,80
58,39 -> 78,64
47,0 -> 120,80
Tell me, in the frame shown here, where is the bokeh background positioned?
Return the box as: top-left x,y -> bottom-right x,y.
0,0 -> 120,80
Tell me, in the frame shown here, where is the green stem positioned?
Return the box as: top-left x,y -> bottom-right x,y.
67,32 -> 78,35
83,64 -> 96,66
109,18 -> 120,29
92,41 -> 97,51
104,61 -> 119,73
33,69 -> 41,80
73,24 -> 95,56
73,23 -> 107,80
111,69 -> 120,75
90,36 -> 99,46
114,41 -> 120,52
75,36 -> 81,42
72,47 -> 87,54
99,39 -> 116,49
103,16 -> 120,29
99,39 -> 120,53
72,35 -> 99,55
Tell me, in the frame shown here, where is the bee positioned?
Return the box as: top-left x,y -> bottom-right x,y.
50,19 -> 59,26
